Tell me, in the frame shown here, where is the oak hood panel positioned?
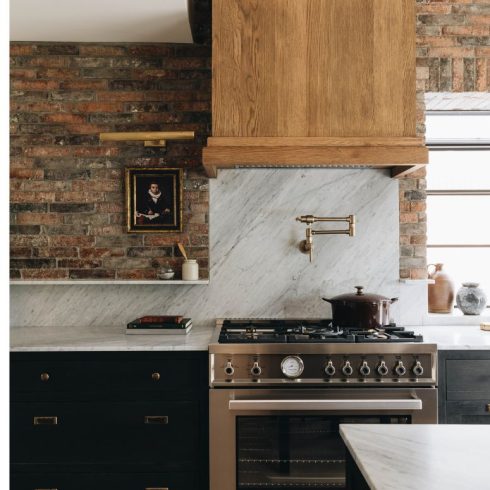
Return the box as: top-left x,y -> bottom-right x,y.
202,0 -> 428,178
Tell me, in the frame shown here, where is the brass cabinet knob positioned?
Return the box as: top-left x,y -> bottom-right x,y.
40,372 -> 50,382
151,372 -> 161,381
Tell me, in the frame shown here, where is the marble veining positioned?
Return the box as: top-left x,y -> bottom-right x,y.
11,168 -> 408,329
10,324 -> 214,351
340,424 -> 490,490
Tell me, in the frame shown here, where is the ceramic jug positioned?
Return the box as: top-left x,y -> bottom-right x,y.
428,263 -> 455,314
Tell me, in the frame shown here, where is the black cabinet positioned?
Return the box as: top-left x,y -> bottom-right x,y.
10,351 -> 209,490
438,350 -> 490,424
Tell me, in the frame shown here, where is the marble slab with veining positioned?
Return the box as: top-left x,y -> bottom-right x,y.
10,324 -> 214,351
340,424 -> 490,490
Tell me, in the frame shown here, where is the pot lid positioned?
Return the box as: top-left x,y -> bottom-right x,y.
327,286 -> 394,303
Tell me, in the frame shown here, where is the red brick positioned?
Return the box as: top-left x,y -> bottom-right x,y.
37,68 -> 80,79
21,269 -> 69,279
11,191 -> 56,203
72,180 -> 121,192
10,69 -> 38,79
67,102 -> 123,113
12,80 -> 60,90
80,248 -> 125,258
16,213 -> 63,225
429,47 -> 475,57
10,169 -> 44,179
48,236 -> 95,247
116,269 -> 158,279
452,58 -> 465,90
96,91 -> 147,102
34,247 -> 79,258
61,80 -> 108,90
10,44 -> 34,55
442,26 -> 489,36
42,113 -> 86,124
79,45 -> 127,56
410,268 -> 429,280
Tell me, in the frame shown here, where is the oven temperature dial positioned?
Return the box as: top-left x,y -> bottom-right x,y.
359,361 -> 371,376
281,356 -> 304,378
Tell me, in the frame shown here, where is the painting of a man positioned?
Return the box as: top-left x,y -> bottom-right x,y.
126,168 -> 183,233
136,181 -> 171,224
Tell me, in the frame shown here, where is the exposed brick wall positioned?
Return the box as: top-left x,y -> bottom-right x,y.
10,42 -> 211,280
399,0 -> 490,280
416,0 -> 490,91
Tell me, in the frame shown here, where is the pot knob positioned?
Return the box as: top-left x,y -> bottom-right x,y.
355,286 -> 364,295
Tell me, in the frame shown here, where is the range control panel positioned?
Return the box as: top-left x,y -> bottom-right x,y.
210,353 -> 436,387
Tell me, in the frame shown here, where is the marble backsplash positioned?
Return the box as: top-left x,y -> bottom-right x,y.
10,168 -> 426,327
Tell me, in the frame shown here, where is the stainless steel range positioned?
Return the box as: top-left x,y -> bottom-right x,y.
209,319 -> 437,490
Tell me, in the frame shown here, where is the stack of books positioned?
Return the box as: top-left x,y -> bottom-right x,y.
126,315 -> 192,335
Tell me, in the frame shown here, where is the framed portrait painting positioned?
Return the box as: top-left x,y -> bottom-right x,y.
126,168 -> 183,233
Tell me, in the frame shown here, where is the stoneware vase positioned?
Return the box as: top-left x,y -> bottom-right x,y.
456,283 -> 487,315
428,263 -> 455,314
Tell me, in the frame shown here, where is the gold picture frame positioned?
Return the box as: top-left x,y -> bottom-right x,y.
125,167 -> 183,233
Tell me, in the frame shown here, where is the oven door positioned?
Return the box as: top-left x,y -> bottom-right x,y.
210,388 -> 437,490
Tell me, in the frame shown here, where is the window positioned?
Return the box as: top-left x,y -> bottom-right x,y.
426,112 -> 490,310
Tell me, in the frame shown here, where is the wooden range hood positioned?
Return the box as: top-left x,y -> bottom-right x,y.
202,0 -> 428,178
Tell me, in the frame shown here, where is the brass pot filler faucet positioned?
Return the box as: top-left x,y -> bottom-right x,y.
296,215 -> 355,262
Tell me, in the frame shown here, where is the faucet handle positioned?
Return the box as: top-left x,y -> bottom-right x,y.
296,215 -> 316,224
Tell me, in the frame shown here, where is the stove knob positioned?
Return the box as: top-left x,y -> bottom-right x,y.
251,362 -> 262,377
395,361 -> 407,377
224,361 -> 234,376
377,361 -> 389,377
342,361 -> 353,377
359,361 -> 371,376
412,361 -> 424,377
324,361 -> 336,377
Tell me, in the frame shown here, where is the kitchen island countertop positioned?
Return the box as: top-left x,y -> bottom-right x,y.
10,324 -> 214,351
340,424 -> 490,490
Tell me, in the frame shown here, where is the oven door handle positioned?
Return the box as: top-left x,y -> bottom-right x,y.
228,398 -> 422,411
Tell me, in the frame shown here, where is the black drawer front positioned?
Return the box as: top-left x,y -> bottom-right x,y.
11,471 -> 196,490
446,360 -> 490,400
11,401 -> 198,466
11,359 -> 198,397
446,400 -> 490,424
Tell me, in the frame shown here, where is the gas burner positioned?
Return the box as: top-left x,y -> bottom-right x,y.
218,319 -> 423,344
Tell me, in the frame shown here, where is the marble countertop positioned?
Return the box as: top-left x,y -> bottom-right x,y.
340,424 -> 490,490
10,324 -> 490,352
419,325 -> 490,350
10,324 -> 215,351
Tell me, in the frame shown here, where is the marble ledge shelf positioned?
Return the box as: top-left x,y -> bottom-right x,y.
10,279 -> 210,286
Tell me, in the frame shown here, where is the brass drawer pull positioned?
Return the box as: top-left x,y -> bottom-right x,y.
151,372 -> 161,381
33,416 -> 58,425
144,415 -> 168,425
145,487 -> 169,490
40,372 -> 50,382
35,488 -> 58,490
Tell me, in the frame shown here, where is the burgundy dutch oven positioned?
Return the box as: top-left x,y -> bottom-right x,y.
322,286 -> 398,329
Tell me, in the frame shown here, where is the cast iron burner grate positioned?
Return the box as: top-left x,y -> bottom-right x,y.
218,319 -> 423,344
